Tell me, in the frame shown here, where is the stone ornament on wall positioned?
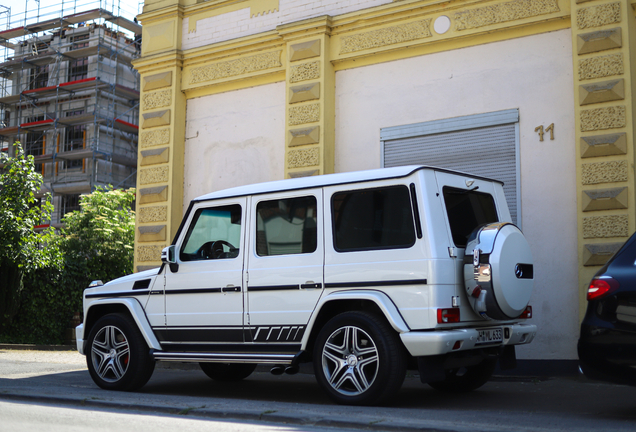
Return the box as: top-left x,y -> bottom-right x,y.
583,242 -> 623,266
137,245 -> 165,262
288,126 -> 320,147
139,185 -> 168,204
143,71 -> 173,91
139,205 -> 168,223
289,103 -> 320,126
289,40 -> 320,62
290,61 -> 320,83
576,2 -> 621,30
583,215 -> 628,239
190,51 -> 281,84
144,21 -> 175,54
454,0 -> 560,31
142,89 -> 172,111
140,166 -> 170,185
581,160 -> 628,185
580,133 -> 627,158
578,52 -> 623,81
580,105 -> 625,132
289,83 -> 320,104
579,79 -> 624,106
140,128 -> 171,148
138,225 -> 167,242
140,147 -> 170,166
582,187 -> 628,211
288,147 -> 320,168
142,110 -> 171,129
340,19 -> 431,54
577,28 -> 622,55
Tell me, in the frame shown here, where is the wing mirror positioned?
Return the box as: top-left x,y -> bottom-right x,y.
161,245 -> 177,264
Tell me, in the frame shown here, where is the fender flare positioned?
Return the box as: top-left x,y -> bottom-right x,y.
300,289 -> 411,350
85,298 -> 162,352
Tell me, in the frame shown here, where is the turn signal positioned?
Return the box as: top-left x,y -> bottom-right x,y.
587,276 -> 619,301
437,308 -> 460,323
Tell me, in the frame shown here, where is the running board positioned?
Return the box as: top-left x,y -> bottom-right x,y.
151,350 -> 298,364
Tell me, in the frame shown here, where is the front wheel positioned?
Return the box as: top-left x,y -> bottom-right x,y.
199,363 -> 257,381
428,358 -> 497,393
313,311 -> 406,406
86,313 -> 155,391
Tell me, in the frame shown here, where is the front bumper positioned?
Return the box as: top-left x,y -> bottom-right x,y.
400,323 -> 537,357
75,324 -> 85,355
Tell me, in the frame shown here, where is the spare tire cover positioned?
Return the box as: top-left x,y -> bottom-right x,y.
464,223 -> 534,320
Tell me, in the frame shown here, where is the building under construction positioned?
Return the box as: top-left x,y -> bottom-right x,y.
0,1 -> 141,224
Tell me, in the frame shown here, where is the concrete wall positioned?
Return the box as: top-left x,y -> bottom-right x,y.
334,29 -> 578,360
183,82 -> 286,209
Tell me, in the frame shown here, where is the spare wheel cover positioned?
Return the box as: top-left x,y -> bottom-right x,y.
489,224 -> 534,318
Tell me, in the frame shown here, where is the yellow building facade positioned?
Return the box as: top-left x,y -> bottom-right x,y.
132,0 -> 636,364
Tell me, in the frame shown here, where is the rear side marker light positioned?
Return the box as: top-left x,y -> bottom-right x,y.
452,341 -> 462,350
437,308 -> 460,323
587,276 -> 619,301
519,305 -> 532,319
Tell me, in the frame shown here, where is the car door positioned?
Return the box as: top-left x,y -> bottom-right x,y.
152,198 -> 247,351
245,189 -> 324,346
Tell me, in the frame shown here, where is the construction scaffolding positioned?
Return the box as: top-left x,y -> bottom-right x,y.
0,0 -> 142,224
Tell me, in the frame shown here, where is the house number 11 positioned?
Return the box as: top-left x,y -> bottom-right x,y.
535,123 -> 554,142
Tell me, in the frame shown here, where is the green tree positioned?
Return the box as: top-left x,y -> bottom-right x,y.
0,142 -> 55,328
59,186 -> 136,286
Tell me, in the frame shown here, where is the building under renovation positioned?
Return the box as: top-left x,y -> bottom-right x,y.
0,1 -> 141,224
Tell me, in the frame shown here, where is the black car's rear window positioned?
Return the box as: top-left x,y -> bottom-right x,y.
443,187 -> 498,247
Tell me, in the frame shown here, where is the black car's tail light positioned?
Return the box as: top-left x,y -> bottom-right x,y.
587,276 -> 619,301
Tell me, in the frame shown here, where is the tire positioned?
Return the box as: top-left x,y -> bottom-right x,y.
199,363 -> 257,382
86,313 -> 155,391
428,358 -> 497,393
313,311 -> 407,406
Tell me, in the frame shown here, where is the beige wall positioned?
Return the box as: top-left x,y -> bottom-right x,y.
183,82 -> 287,209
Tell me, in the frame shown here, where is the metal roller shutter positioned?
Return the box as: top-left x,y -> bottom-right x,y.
381,110 -> 519,225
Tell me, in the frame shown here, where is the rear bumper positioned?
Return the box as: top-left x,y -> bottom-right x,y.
578,325 -> 636,386
400,323 -> 536,357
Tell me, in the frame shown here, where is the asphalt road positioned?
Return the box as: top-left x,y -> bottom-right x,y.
1,348 -> 635,432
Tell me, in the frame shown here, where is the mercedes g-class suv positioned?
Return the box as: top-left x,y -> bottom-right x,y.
76,166 -> 536,405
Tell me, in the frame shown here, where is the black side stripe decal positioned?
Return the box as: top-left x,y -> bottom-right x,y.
325,279 -> 427,289
85,290 -> 149,299
248,285 -> 299,292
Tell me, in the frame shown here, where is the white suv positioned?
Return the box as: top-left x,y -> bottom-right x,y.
76,166 -> 536,405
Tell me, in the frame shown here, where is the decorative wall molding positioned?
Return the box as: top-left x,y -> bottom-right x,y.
288,147 -> 320,168
137,245 -> 164,262
289,83 -> 320,104
138,225 -> 167,242
454,0 -> 560,31
580,132 -> 627,158
577,28 -> 622,55
340,19 -> 431,54
142,110 -> 171,128
143,71 -> 173,91
289,40 -> 321,62
288,126 -> 320,147
140,166 -> 170,185
583,215 -> 628,239
580,105 -> 625,132
583,242 -> 623,266
290,60 -> 320,83
190,51 -> 281,84
289,103 -> 320,126
581,160 -> 628,185
140,128 -> 171,148
578,53 -> 623,81
138,185 -> 168,204
582,187 -> 628,211
579,79 -> 624,106
138,205 -> 168,223
576,2 -> 621,30
142,89 -> 173,111
140,147 -> 170,166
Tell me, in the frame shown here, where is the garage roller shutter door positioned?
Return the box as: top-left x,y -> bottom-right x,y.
382,110 -> 519,225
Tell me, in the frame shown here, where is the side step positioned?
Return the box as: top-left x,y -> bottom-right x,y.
151,350 -> 297,364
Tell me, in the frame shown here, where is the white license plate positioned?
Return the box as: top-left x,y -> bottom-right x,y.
476,327 -> 503,345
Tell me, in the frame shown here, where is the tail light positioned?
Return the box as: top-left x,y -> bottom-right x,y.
587,276 -> 619,301
519,305 -> 532,319
437,308 -> 460,323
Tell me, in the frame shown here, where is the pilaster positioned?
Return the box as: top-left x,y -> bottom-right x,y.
571,0 -> 636,316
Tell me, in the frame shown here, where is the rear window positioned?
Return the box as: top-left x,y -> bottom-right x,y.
443,187 -> 498,247
332,185 -> 416,252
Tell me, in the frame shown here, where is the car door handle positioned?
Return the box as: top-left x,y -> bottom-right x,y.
300,281 -> 322,289
222,285 -> 241,293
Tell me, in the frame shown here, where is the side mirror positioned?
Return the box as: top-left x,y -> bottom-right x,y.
161,245 -> 177,264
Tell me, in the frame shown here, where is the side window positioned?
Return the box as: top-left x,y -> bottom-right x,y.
256,196 -> 317,256
180,204 -> 242,261
332,185 -> 415,252
443,187 -> 498,248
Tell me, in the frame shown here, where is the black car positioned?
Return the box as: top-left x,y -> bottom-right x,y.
578,232 -> 636,386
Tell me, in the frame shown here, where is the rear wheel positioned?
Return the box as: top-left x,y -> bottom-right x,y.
313,311 -> 406,406
428,358 -> 497,393
199,363 -> 257,381
86,313 -> 155,391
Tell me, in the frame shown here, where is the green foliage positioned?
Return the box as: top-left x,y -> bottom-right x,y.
0,143 -> 136,343
0,142 -> 56,327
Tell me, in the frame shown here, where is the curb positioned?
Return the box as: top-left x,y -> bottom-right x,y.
0,344 -> 76,352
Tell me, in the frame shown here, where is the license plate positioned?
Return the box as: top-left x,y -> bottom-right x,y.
476,327 -> 503,345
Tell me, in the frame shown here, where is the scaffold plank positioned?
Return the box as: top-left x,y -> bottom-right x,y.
106,16 -> 141,35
